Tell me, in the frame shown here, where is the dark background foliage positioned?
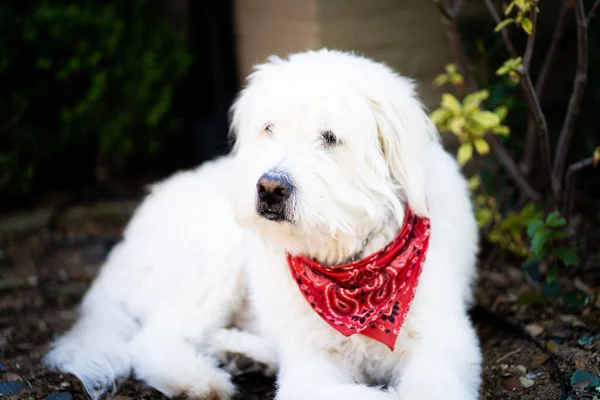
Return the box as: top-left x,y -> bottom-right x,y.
0,0 -> 195,205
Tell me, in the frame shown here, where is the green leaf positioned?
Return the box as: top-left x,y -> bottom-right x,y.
467,175 -> 481,191
594,146 -> 600,167
473,138 -> 490,155
494,106 -> 508,121
491,125 -> 510,136
546,211 -> 567,227
471,111 -> 501,129
430,108 -> 450,125
555,247 -> 580,267
521,17 -> 533,34
441,94 -> 462,114
433,74 -> 448,88
457,142 -> 473,165
463,90 -> 489,111
530,228 -> 550,256
546,265 -> 559,284
526,219 -> 544,237
495,18 -> 515,32
449,117 -> 466,135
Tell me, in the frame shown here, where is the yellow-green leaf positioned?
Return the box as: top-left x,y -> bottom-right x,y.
468,175 -> 481,191
494,106 -> 508,121
442,93 -> 462,114
509,70 -> 521,83
594,146 -> 600,168
474,138 -> 490,155
433,74 -> 448,88
492,125 -> 511,136
463,90 -> 489,111
495,18 -> 515,32
430,108 -> 450,125
521,17 -> 533,34
471,111 -> 501,129
449,116 -> 466,135
450,74 -> 464,85
457,142 -> 473,165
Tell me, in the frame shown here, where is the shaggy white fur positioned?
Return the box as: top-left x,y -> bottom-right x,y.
45,49 -> 482,400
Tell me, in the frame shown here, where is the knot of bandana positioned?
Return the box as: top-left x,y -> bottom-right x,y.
287,208 -> 431,350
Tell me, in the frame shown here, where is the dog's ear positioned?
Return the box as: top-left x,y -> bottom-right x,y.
368,77 -> 439,218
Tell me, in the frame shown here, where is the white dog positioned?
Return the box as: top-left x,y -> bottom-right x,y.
45,49 -> 482,400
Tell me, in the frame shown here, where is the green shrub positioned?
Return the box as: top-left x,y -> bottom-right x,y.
0,0 -> 192,196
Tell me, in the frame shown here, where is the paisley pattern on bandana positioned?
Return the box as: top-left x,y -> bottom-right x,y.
287,207 -> 430,350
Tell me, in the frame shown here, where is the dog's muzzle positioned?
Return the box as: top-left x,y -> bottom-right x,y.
255,172 -> 293,222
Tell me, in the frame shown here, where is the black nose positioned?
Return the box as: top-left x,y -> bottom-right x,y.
256,173 -> 292,204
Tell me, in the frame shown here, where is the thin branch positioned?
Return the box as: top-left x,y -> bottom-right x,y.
589,0 -> 600,23
484,0 -> 519,58
522,3 -> 571,175
562,156 -> 594,217
434,0 -> 478,90
536,3 -> 571,97
485,0 -> 554,198
553,0 -> 589,194
488,135 -> 541,201
519,71 -> 555,196
523,7 -> 538,71
433,0 -> 541,201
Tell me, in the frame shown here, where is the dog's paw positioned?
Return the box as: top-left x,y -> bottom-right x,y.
184,366 -> 235,400
219,351 -> 273,376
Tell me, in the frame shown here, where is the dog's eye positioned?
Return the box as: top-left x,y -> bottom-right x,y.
321,130 -> 338,147
263,123 -> 274,135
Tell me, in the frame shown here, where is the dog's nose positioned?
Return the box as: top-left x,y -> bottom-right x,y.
256,173 -> 292,204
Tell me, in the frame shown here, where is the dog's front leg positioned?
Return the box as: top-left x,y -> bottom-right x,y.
275,348 -> 396,400
391,312 -> 482,400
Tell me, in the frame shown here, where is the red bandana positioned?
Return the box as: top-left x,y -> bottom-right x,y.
287,208 -> 430,350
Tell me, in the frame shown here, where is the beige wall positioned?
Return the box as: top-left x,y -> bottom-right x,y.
233,0 -> 452,108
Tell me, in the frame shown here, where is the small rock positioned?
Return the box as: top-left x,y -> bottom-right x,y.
42,392 -> 73,400
575,359 -> 586,370
546,340 -> 559,354
503,377 -> 522,390
2,372 -> 23,381
500,364 -> 509,370
515,365 -> 527,374
519,377 -> 535,388
578,334 -> 595,346
531,354 -> 550,366
526,371 -> 544,379
0,381 -> 27,396
570,369 -> 600,390
525,323 -> 544,337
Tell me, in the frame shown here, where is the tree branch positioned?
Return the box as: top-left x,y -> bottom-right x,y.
523,7 -> 538,71
484,0 -> 519,58
485,0 -> 554,199
562,156 -> 594,217
522,3 -> 571,175
434,0 -> 478,90
589,0 -> 600,23
434,0 -> 541,201
519,71 -> 555,196
553,0 -> 588,194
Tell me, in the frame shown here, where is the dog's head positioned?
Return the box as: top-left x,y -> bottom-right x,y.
229,50 -> 438,263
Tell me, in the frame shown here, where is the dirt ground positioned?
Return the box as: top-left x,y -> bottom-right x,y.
0,199 -> 598,400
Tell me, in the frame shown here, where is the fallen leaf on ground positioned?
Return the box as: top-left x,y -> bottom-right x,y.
546,340 -> 559,354
503,377 -> 522,390
531,354 -> 549,366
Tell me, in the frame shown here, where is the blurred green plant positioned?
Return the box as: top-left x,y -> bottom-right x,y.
0,0 -> 192,195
